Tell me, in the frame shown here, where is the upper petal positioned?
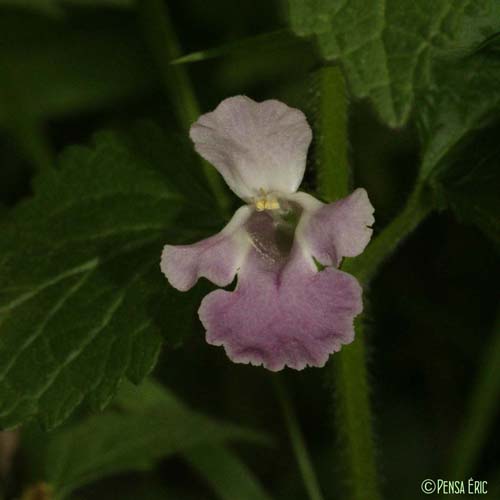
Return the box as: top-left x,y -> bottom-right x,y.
190,96 -> 312,201
293,188 -> 375,267
161,206 -> 252,291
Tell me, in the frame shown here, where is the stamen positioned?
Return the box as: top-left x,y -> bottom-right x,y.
256,199 -> 267,211
254,189 -> 280,212
264,199 -> 280,210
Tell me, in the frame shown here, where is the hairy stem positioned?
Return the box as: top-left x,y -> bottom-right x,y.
139,0 -> 231,215
333,186 -> 432,500
315,65 -> 382,500
274,377 -> 325,500
448,307 -> 500,478
333,319 -> 380,500
316,65 -> 350,202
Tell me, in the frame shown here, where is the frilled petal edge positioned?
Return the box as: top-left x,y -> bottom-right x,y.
161,206 -> 252,292
198,243 -> 362,372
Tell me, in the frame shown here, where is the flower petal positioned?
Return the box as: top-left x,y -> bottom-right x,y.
199,243 -> 362,371
294,188 -> 375,267
190,96 -> 312,201
161,206 -> 252,291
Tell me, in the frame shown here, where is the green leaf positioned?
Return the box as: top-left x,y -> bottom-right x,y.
418,53 -> 500,181
431,122 -> 500,248
117,380 -> 273,500
171,29 -> 313,65
288,0 -> 500,127
184,444 -> 273,500
0,127 -> 216,430
46,380 -> 269,500
113,377 -> 185,414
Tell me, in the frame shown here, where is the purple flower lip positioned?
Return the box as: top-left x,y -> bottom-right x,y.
161,96 -> 374,371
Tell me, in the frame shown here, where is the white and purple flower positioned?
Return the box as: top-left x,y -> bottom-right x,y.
161,96 -> 374,371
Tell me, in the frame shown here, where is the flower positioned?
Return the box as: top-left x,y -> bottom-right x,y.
161,96 -> 374,371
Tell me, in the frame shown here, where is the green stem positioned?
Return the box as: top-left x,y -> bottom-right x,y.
316,65 -> 349,201
315,65 -> 382,500
139,0 -> 231,215
337,187 -> 431,499
333,320 -> 380,500
332,186 -> 431,500
448,307 -> 500,478
274,377 -> 325,500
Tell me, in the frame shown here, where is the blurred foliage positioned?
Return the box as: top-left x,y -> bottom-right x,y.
43,380 -> 270,499
0,9 -> 155,123
0,0 -> 499,499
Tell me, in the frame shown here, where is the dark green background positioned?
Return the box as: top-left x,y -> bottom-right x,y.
0,1 -> 499,499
